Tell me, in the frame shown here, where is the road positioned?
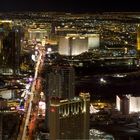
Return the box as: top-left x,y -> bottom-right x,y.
21,51 -> 42,140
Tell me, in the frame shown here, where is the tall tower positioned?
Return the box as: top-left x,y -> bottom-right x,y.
59,35 -> 88,56
45,64 -> 75,131
3,27 -> 22,75
0,21 -> 11,74
0,22 -> 23,75
137,24 -> 140,53
11,26 -> 23,75
47,65 -> 75,99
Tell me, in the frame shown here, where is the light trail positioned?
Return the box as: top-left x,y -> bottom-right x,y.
21,52 -> 42,140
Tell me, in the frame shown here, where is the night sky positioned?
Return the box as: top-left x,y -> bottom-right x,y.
0,0 -> 140,12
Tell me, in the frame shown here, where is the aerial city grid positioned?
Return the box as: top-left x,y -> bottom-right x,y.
1,1 -> 140,140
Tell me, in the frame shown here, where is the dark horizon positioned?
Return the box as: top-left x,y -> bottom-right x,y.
0,0 -> 140,13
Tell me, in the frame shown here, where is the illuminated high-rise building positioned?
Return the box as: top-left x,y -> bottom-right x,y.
45,64 -> 75,130
88,34 -> 100,51
116,95 -> 129,115
49,92 -> 90,140
116,95 -> 140,114
58,34 -> 100,56
137,24 -> 140,51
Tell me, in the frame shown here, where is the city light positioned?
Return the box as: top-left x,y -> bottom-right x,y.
1,11 -> 140,140
50,107 -> 55,112
47,48 -> 52,52
90,104 -> 99,114
116,95 -> 140,114
39,101 -> 46,110
100,78 -> 107,84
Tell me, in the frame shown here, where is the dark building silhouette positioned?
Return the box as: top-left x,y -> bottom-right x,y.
46,64 -> 75,99
0,21 -> 23,75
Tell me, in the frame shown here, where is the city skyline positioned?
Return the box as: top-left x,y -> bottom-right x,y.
1,12 -> 140,139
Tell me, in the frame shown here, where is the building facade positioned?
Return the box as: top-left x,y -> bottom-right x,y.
47,65 -> 75,99
58,34 -> 100,56
0,21 -> 22,75
137,24 -> 140,51
49,92 -> 90,140
59,36 -> 88,56
116,95 -> 140,114
45,64 -> 75,130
